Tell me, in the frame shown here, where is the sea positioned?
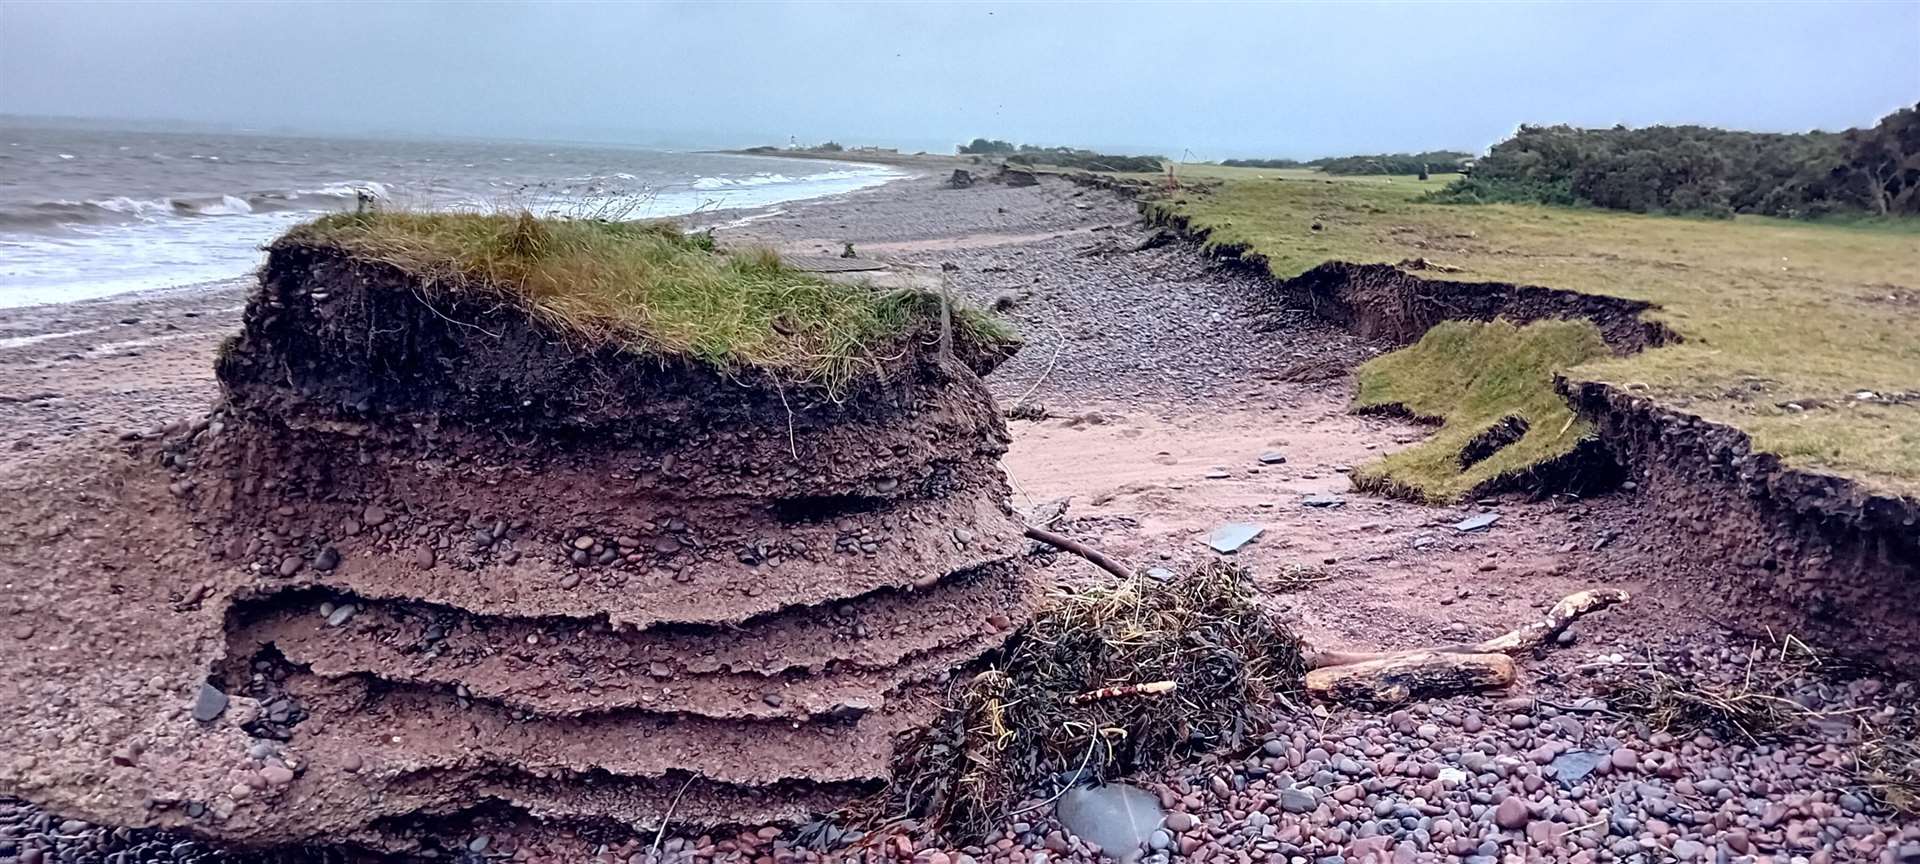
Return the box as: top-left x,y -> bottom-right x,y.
0,122 -> 904,308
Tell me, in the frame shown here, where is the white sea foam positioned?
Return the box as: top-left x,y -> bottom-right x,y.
1,146 -> 904,308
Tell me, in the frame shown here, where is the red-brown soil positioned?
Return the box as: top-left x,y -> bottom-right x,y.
0,230 -> 1046,854
2,172 -> 1914,863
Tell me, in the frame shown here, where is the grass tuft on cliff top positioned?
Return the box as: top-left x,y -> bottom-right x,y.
1144,166 -> 1920,499
1351,319 -> 1611,502
283,211 -> 1013,389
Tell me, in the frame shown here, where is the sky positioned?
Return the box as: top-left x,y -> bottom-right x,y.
2,1 -> 1915,159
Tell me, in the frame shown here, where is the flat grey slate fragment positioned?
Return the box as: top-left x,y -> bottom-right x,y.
1454,513 -> 1500,532
1258,451 -> 1288,465
1207,523 -> 1263,553
1550,749 -> 1603,786
1302,493 -> 1345,509
191,683 -> 228,723
1204,468 -> 1232,480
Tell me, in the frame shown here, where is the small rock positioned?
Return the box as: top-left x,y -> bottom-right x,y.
1549,750 -> 1603,786
1302,493 -> 1345,509
1279,788 -> 1318,813
260,764 -> 295,786
1206,523 -> 1263,554
325,604 -> 357,627
1493,796 -> 1530,830
1609,748 -> 1639,772
190,684 -> 228,723
1453,513 -> 1499,533
276,556 -> 304,577
312,546 -> 341,571
413,547 -> 436,568
1257,451 -> 1287,465
361,505 -> 387,527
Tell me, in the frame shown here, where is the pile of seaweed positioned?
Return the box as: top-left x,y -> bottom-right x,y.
876,560 -> 1308,842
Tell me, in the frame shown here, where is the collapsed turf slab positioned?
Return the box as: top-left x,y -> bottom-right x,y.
0,215 -> 1042,854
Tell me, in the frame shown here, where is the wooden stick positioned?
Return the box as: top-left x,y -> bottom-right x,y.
1072,680 -> 1178,704
1306,588 -> 1630,668
1023,525 -> 1132,580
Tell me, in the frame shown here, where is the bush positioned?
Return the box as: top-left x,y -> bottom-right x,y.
1311,151 -> 1473,175
1006,148 -> 1163,173
1221,158 -> 1306,169
957,138 -> 1016,155
1430,105 -> 1920,219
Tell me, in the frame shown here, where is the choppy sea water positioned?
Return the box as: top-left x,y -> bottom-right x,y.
0,123 -> 902,308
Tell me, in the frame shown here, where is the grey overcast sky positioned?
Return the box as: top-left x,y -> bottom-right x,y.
2,1 -> 1915,158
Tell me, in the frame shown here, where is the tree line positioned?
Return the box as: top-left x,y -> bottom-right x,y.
1430,104 -> 1920,218
957,138 -> 1164,173
1221,151 -> 1473,176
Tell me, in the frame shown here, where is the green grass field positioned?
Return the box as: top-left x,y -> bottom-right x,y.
286,212 -> 1011,391
1149,165 -> 1920,499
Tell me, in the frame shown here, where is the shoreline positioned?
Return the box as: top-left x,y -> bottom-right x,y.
0,148 -> 912,313
1,169 -> 1915,862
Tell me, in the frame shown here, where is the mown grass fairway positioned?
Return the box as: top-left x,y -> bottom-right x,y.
1149,166 -> 1920,498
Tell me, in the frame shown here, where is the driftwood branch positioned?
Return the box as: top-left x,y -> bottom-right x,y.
1305,588 -> 1631,668
1307,652 -> 1515,705
1305,588 -> 1630,706
1023,525 -> 1132,580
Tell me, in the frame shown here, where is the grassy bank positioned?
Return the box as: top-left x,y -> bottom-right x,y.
284,212 -> 1012,389
1352,319 -> 1611,501
1147,166 -> 1920,499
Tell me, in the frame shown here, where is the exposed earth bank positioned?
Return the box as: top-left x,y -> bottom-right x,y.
1142,199 -> 1918,669
1,171 -> 1915,863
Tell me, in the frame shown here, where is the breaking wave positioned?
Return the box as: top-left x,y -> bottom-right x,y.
0,182 -> 391,231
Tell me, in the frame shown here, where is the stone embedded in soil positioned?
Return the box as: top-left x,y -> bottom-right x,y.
1205,522 -> 1263,554
1302,493 -> 1345,508
1453,512 -> 1500,532
188,684 -> 228,723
